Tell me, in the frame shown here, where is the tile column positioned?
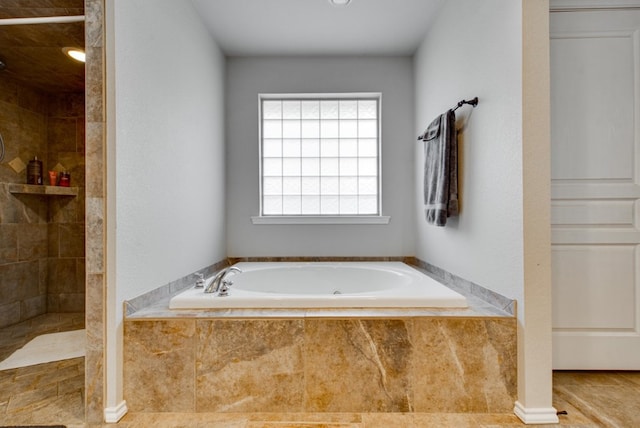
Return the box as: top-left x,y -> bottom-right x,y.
84,0 -> 106,424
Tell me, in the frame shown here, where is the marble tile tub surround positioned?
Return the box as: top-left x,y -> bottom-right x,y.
414,258 -> 516,316
124,259 -> 229,316
122,258 -> 517,415
125,256 -> 515,319
124,317 -> 516,414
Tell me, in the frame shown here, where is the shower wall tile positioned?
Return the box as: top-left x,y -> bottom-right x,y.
48,118 -> 78,153
46,89 -> 86,318
0,302 -> 20,329
0,189 -> 47,224
0,261 -> 38,302
0,76 -> 49,327
58,223 -> 85,258
47,259 -> 78,293
21,294 -> 47,319
47,224 -> 60,257
0,78 -> 86,322
0,260 -> 41,327
48,257 -> 85,312
48,92 -> 85,118
0,77 -> 19,104
48,196 -> 81,223
17,82 -> 48,115
0,224 -> 18,264
17,223 -> 47,261
38,259 -> 47,295
195,319 -> 305,413
47,293 -> 85,313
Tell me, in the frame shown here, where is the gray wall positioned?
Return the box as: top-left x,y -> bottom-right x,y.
226,56 -> 415,257
413,0 -> 524,304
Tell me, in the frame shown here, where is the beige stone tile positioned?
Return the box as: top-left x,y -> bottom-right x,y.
48,117 -> 78,153
471,413 -> 523,425
553,371 -> 627,387
85,197 -> 104,273
304,319 -> 412,413
196,319 -> 304,412
85,121 -> 104,198
124,320 -> 196,412
17,223 -> 48,261
552,393 -> 599,426
6,383 -> 58,413
362,413 -> 481,427
617,371 -> 640,388
247,413 -> 362,423
246,423 -> 360,428
408,319 -> 516,413
555,382 -> 640,428
3,390 -> 84,426
0,224 -> 18,264
84,348 -> 103,425
120,412 -> 249,428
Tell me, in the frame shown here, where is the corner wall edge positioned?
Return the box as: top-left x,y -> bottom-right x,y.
104,400 -> 128,424
514,401 -> 559,425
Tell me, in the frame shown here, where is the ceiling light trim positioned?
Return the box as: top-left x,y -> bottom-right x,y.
329,0 -> 352,6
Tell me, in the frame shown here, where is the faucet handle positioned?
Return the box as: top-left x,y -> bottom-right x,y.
218,283 -> 230,296
194,272 -> 205,288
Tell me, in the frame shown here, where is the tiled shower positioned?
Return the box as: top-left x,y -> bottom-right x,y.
0,77 -> 85,329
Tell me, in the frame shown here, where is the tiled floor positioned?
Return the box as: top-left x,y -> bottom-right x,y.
1,316 -> 638,427
0,312 -> 85,426
1,370 -> 638,427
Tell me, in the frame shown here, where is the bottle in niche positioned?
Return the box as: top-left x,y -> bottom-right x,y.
58,171 -> 71,187
27,156 -> 43,185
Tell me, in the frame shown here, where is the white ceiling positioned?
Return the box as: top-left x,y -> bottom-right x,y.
190,0 -> 445,56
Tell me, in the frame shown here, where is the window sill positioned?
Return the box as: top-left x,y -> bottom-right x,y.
251,215 -> 391,225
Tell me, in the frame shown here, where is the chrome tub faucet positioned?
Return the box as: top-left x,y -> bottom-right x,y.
204,266 -> 242,294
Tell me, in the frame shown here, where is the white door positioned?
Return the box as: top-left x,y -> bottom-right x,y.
551,8 -> 640,369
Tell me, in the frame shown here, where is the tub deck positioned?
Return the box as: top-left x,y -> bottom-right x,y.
168,262 -> 469,310
123,260 -> 516,415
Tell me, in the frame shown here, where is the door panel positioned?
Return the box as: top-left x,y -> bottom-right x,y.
552,245 -> 636,329
551,9 -> 640,369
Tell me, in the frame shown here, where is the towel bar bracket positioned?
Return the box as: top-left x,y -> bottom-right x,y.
453,97 -> 478,111
417,97 -> 478,141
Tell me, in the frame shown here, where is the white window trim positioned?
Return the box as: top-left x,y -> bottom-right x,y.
251,215 -> 391,225
255,92 -> 389,225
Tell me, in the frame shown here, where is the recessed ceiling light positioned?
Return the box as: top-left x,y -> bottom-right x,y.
62,47 -> 86,63
329,0 -> 351,6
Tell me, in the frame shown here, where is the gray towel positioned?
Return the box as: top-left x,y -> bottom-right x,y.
420,109 -> 458,226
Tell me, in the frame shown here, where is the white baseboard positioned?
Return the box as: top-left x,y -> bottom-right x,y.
514,401 -> 559,424
104,400 -> 128,423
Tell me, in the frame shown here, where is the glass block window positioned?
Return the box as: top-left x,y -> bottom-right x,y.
259,93 -> 381,216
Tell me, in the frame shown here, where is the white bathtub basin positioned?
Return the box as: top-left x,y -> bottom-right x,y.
169,262 -> 468,309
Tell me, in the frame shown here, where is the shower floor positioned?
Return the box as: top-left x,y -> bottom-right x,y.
0,312 -> 84,363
